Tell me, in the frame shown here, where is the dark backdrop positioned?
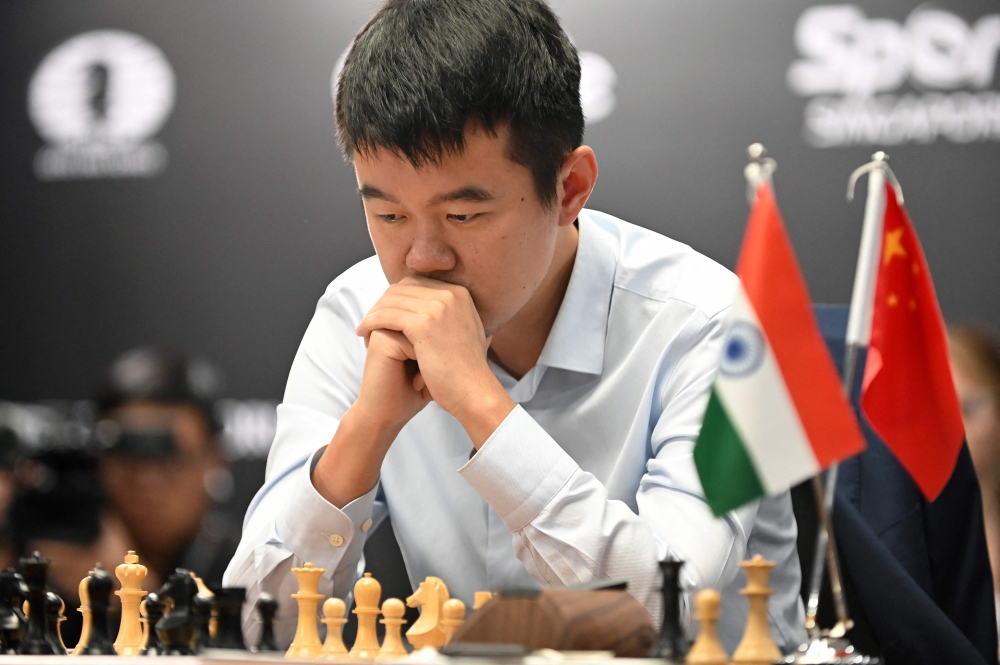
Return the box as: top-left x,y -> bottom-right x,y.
2,0 -> 998,402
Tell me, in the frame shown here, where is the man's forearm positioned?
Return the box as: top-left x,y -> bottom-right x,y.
312,405 -> 400,508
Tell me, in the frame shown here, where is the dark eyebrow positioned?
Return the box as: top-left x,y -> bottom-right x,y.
427,186 -> 496,206
358,184 -> 400,204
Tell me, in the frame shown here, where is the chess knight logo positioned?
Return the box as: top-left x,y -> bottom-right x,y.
28,30 -> 176,181
788,5 -> 1000,147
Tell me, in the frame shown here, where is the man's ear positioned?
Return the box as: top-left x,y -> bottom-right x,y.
556,146 -> 598,226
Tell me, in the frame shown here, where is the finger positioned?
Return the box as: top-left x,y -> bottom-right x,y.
412,372 -> 425,392
368,328 -> 418,361
356,307 -> 424,338
366,292 -> 447,318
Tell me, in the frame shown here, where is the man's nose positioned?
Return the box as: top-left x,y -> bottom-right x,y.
406,229 -> 457,274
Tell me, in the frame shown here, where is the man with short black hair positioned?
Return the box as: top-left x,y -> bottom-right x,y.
226,0 -> 806,652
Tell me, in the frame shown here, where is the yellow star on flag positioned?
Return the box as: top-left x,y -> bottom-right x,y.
888,293 -> 899,307
883,228 -> 907,266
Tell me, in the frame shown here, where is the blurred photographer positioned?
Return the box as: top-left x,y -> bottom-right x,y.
95,347 -> 239,590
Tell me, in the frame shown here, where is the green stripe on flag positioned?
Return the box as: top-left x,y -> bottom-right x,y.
694,388 -> 766,516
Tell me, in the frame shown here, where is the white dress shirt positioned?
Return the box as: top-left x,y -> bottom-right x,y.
224,209 -> 807,654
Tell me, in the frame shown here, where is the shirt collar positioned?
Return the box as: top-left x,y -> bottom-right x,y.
535,210 -> 618,376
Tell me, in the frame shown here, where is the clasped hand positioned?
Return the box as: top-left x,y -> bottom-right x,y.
354,276 -> 511,441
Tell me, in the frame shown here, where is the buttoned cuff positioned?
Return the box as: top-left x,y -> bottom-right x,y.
276,446 -> 378,576
459,405 -> 579,532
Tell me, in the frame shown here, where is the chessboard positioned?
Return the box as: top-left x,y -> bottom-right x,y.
0,549 -> 790,665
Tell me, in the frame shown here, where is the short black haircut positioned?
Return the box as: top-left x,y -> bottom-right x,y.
335,0 -> 584,206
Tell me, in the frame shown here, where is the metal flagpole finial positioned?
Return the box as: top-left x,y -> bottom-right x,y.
744,143 -> 777,205
847,151 -> 904,205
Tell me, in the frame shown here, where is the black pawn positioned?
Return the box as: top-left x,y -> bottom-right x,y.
254,593 -> 278,652
191,593 -> 213,651
81,564 -> 116,655
211,587 -> 247,650
0,569 -> 27,654
17,551 -> 54,655
649,558 -> 688,662
139,592 -> 166,656
43,591 -> 66,654
154,569 -> 199,656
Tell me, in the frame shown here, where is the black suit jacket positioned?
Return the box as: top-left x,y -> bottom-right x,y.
797,306 -> 998,664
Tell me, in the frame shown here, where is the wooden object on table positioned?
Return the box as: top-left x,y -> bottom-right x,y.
405,576 -> 449,649
114,551 -> 148,656
348,573 -> 382,661
318,598 -> 348,660
450,587 -> 656,657
472,592 -> 494,610
686,589 -> 728,665
440,598 -> 465,646
732,555 -> 782,665
375,598 -> 407,661
285,562 -> 325,660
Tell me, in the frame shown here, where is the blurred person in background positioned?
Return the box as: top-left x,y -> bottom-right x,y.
949,326 -> 1000,633
95,346 -> 239,591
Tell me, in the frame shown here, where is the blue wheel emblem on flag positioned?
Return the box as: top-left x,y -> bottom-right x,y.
720,321 -> 765,377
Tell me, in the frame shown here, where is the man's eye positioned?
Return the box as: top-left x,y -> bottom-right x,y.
447,213 -> 478,223
376,213 -> 402,223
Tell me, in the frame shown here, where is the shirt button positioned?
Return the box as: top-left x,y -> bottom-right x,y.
361,518 -> 373,532
328,534 -> 345,547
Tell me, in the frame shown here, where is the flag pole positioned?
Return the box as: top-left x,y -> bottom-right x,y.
801,152 -> 904,650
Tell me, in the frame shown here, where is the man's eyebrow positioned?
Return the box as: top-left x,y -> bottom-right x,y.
358,185 -> 400,204
427,186 -> 496,206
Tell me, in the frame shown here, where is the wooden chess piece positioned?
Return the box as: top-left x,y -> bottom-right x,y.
191,592 -> 214,651
154,568 -> 200,656
686,590 -> 728,665
0,568 -> 28,654
405,576 -> 449,649
114,551 -> 148,656
349,572 -> 382,661
650,558 -> 688,662
318,597 -> 349,660
71,570 -> 93,656
440,598 -> 465,646
139,592 -> 167,656
43,592 -> 67,654
73,563 -> 115,656
17,551 -> 55,654
256,592 -> 280,652
190,572 -> 217,645
472,592 -> 494,610
732,555 -> 782,665
211,587 -> 248,650
375,598 -> 407,661
286,562 -> 325,659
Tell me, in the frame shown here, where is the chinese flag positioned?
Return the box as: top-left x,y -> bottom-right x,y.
860,184 -> 964,501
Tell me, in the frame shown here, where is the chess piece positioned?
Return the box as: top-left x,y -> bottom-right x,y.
114,551 -> 148,656
139,592 -> 167,656
190,573 -> 217,645
212,587 -> 248,650
686,590 -> 728,665
318,598 -> 349,660
286,562 -> 325,659
256,593 -> 280,652
440,598 -> 465,646
44,592 -> 66,654
349,572 -> 382,661
649,558 -> 688,662
191,592 -> 214,651
732,555 -> 782,665
81,564 -> 116,655
405,576 -> 449,649
375,598 -> 407,661
472,592 -> 494,610
72,570 -> 93,656
155,568 -> 200,656
17,551 -> 55,654
0,568 -> 27,654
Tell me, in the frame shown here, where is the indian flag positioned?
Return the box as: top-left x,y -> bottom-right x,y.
694,183 -> 866,516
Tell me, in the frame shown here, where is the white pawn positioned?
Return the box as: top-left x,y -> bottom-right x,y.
318,598 -> 349,660
376,599 -> 408,661
686,589 -> 728,665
